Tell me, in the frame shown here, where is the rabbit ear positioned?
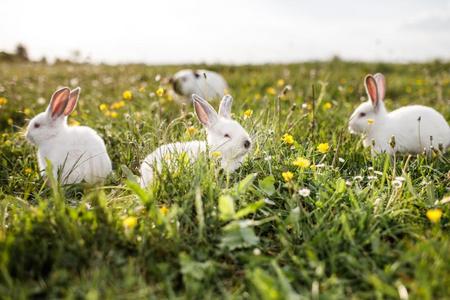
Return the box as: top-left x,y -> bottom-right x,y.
364,75 -> 379,109
64,87 -> 80,116
192,94 -> 218,127
48,87 -> 70,119
218,95 -> 233,119
373,73 -> 386,101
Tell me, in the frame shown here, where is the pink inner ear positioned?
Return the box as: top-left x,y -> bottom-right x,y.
365,76 -> 379,106
194,101 -> 209,125
374,73 -> 386,101
50,89 -> 70,118
64,89 -> 80,115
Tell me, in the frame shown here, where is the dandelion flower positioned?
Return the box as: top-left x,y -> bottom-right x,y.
0,97 -> 7,106
298,188 -> 311,197
367,119 -> 375,125
426,208 -> 442,223
282,133 -> 295,145
122,90 -> 133,100
123,216 -> 138,229
211,151 -> 222,159
266,87 -> 276,95
110,100 -> 125,110
110,111 -> 119,118
99,103 -> 108,111
24,168 -> 32,175
159,205 -> 169,216
293,157 -> 310,168
317,143 -> 330,153
277,79 -> 285,87
243,109 -> 253,118
186,126 -> 197,136
69,119 -> 80,126
156,87 -> 164,97
323,102 -> 332,110
282,171 -> 294,182
23,108 -> 31,116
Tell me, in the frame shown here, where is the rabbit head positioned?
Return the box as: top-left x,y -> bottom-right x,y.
26,87 -> 80,146
192,94 -> 252,172
349,73 -> 387,134
170,69 -> 202,96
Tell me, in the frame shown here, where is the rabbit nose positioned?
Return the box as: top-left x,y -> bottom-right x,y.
244,140 -> 251,149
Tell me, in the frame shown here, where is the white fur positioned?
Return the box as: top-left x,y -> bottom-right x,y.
349,73 -> 450,155
170,69 -> 228,102
26,87 -> 112,184
139,94 -> 251,187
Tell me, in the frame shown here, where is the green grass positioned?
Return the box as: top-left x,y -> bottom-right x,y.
0,61 -> 449,299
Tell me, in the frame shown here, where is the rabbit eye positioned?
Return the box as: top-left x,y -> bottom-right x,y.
359,112 -> 366,117
224,134 -> 230,138
34,123 -> 40,128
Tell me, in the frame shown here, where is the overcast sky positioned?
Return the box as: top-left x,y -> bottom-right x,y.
1,0 -> 449,64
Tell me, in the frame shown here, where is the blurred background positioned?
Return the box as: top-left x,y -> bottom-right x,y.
1,0 -> 449,64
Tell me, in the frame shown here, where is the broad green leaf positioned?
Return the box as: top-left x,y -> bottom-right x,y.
258,175 -> 276,195
336,178 -> 346,194
218,194 -> 235,221
236,199 -> 265,219
220,220 -> 259,250
235,173 -> 258,194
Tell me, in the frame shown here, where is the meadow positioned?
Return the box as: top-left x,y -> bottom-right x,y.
0,60 -> 449,299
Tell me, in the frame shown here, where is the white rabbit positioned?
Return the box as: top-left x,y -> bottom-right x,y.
26,87 -> 112,184
140,94 -> 251,187
169,69 -> 228,102
349,73 -> 450,155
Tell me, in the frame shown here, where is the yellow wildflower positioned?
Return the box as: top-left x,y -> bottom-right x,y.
0,97 -> 7,106
282,133 -> 295,145
23,108 -> 32,116
426,208 -> 442,223
123,216 -> 138,229
69,119 -> 80,126
7,118 -> 13,125
156,87 -> 164,97
293,157 -> 310,168
211,151 -> 222,159
367,119 -> 374,125
255,93 -> 261,100
159,205 -> 169,216
122,90 -> 133,100
139,86 -> 146,93
317,143 -> 330,153
110,111 -> 118,118
282,171 -> 294,182
110,100 -> 125,110
323,102 -> 332,110
266,87 -> 276,95
99,103 -> 108,111
186,126 -> 197,136
243,109 -> 253,118
277,79 -> 285,87
24,168 -> 32,175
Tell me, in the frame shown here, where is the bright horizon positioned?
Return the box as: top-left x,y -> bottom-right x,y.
1,0 -> 449,64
